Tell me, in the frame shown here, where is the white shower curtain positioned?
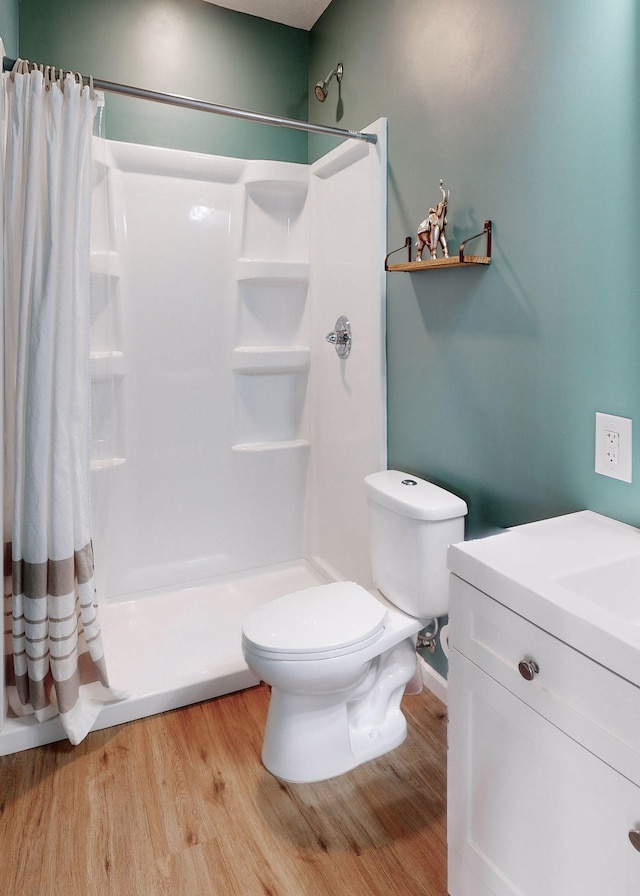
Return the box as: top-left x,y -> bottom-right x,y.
1,55 -> 123,744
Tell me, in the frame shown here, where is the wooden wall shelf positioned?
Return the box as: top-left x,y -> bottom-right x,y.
385,220 -> 492,272
386,255 -> 490,272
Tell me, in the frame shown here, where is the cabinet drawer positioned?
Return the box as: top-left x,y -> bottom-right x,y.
449,573 -> 640,786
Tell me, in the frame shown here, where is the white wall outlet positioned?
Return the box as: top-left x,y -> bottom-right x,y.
595,412 -> 632,482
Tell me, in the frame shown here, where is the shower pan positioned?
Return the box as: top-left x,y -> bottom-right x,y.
0,118 -> 387,755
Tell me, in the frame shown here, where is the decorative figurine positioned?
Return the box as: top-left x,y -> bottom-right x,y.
416,179 -> 450,261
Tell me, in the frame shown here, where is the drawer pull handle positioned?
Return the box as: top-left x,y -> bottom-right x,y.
630,830 -> 640,852
518,659 -> 539,681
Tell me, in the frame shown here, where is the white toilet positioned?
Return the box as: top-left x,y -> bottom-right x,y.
241,469 -> 467,783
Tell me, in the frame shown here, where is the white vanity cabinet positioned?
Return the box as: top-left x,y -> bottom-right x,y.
447,573 -> 640,896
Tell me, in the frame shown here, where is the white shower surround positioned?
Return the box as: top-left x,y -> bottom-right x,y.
0,119 -> 387,755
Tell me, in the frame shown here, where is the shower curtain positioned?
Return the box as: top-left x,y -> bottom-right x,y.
1,54 -> 123,744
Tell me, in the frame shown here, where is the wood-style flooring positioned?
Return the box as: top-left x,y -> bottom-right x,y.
0,683 -> 448,896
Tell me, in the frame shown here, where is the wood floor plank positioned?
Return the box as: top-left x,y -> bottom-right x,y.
0,683 -> 449,895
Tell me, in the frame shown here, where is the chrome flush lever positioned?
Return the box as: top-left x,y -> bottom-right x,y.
325,315 -> 352,359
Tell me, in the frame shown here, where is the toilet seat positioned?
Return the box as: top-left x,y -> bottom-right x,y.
242,582 -> 388,660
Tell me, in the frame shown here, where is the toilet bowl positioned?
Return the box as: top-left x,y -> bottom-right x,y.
241,470 -> 467,783
242,582 -> 423,782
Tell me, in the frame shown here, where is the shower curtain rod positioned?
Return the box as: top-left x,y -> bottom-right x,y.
2,56 -> 378,145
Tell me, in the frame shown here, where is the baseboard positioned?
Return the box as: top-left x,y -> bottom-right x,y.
418,654 -> 448,706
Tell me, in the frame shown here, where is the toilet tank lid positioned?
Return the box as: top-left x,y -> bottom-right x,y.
365,470 -> 468,521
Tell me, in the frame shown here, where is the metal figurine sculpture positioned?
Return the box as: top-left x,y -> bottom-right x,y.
416,179 -> 450,261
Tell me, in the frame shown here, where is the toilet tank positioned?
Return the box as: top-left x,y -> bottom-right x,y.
364,470 -> 467,619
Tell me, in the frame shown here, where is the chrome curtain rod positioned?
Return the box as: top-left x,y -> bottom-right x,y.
2,56 -> 377,145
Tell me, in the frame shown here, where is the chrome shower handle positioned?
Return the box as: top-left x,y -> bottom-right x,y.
325,331 -> 348,345
325,315 -> 352,359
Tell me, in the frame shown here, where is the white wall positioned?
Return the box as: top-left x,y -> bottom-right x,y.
306,119 -> 388,586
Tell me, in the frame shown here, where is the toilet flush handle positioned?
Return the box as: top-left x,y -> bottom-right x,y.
325,315 -> 352,359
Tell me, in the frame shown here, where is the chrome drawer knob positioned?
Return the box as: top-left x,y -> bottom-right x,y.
518,659 -> 539,681
629,830 -> 640,852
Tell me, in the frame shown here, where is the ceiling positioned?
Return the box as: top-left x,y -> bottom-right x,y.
202,0 -> 333,31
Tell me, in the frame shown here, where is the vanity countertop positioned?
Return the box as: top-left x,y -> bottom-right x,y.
448,510 -> 640,688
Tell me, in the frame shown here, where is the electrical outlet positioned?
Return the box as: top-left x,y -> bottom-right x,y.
604,429 -> 619,466
595,413 -> 632,482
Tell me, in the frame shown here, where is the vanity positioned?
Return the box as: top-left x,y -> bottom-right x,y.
446,511 -> 640,895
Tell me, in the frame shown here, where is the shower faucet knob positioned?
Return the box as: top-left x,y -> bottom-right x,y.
326,331 -> 346,344
325,315 -> 352,359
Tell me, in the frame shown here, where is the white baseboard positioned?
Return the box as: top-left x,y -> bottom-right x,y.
418,654 -> 448,706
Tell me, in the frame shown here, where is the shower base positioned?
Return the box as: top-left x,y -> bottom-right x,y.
0,560 -> 328,756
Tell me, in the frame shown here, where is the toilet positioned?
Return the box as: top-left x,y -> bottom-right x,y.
241,470 -> 467,783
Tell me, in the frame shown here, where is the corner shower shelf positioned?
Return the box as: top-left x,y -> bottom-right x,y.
244,179 -> 308,199
232,347 -> 310,374
236,259 -> 310,283
242,162 -> 308,192
90,250 -> 121,278
232,440 -> 310,453
90,350 -> 125,378
385,220 -> 492,272
91,456 -> 126,472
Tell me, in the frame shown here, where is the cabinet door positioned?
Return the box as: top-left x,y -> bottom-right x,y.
448,650 -> 640,896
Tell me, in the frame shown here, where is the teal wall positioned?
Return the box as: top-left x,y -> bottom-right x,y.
310,0 -> 640,539
19,0 -> 309,162
14,0 -> 640,677
20,0 -> 640,536
16,0 -> 640,536
0,0 -> 18,57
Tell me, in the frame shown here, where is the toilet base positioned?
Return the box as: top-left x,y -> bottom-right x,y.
260,638 -> 417,783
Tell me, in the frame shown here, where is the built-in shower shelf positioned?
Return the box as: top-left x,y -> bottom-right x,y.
236,259 -> 310,284
242,162 -> 308,191
232,440 -> 310,453
90,250 -> 121,278
232,347 -> 310,374
90,351 -> 125,378
91,456 -> 126,472
244,179 -> 308,198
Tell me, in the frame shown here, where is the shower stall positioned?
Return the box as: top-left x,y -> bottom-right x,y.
0,118 -> 387,755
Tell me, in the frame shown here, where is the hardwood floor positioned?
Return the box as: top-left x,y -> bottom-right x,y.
0,683 -> 448,896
